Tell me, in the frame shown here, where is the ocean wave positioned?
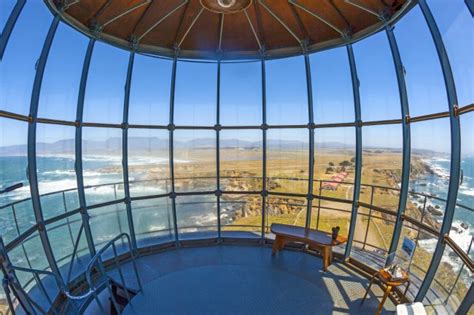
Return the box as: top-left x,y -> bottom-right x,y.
418,222 -> 473,274
128,157 -> 169,166
459,186 -> 474,197
38,179 -> 78,195
449,221 -> 472,253
430,157 -> 450,163
42,169 -> 76,176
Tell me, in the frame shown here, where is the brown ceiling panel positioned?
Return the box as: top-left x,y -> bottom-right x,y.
65,0 -> 109,27
333,0 -> 381,34
180,9 -> 220,51
102,1 -> 151,40
256,1 -> 300,49
221,11 -> 259,52
53,0 -> 411,59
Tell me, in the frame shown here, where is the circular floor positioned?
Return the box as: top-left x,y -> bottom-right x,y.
123,264 -> 331,314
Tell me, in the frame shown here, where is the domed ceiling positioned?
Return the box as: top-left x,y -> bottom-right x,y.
49,0 -> 410,59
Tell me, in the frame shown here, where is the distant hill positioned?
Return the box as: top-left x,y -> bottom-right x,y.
0,137 -> 437,156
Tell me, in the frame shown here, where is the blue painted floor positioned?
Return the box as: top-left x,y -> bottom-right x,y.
93,245 -> 396,315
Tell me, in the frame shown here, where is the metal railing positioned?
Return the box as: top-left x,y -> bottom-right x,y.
0,177 -> 472,314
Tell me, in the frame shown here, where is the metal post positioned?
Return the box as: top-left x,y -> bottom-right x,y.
0,237 -> 35,314
169,56 -> 180,246
27,15 -> 63,278
122,51 -> 137,251
457,283 -> 473,315
344,44 -> 362,259
385,25 -> 411,264
362,186 -> 375,250
216,59 -> 222,240
416,0 -> 461,301
0,0 -> 26,60
261,57 -> 267,240
75,38 -> 97,256
304,50 -> 315,229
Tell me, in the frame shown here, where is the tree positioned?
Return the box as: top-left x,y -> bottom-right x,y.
339,160 -> 352,167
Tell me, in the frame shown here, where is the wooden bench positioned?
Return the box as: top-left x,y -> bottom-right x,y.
270,223 -> 347,271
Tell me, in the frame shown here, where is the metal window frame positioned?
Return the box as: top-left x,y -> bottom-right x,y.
122,51 -> 138,251
0,0 -> 26,60
216,59 -> 222,239
75,38 -> 97,257
169,56 -> 180,246
385,25 -> 411,263
343,44 -> 362,259
27,14 -> 62,279
415,0 -> 461,302
304,51 -> 315,229
260,57 -> 267,240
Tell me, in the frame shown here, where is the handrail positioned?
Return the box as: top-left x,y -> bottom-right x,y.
444,234 -> 474,272
85,233 -> 142,314
1,177 -> 472,314
1,177 -> 472,212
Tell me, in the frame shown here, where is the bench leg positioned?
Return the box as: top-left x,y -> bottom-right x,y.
322,246 -> 331,271
272,236 -> 281,256
361,272 -> 376,305
376,285 -> 392,315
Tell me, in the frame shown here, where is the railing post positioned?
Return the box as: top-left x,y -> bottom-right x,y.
0,237 -> 36,314
75,38 -> 97,256
363,186 -> 375,250
385,24 -> 411,266
0,0 -> 26,60
316,181 -> 322,230
344,43 -> 362,259
457,283 -> 473,315
416,0 -> 461,301
27,15 -> 63,279
122,51 -> 138,251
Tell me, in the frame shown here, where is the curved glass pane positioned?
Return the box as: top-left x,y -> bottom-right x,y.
311,47 -> 354,124
36,123 -> 78,220
394,6 -> 448,117
128,128 -> 170,197
129,55 -> 172,126
0,118 -> 33,242
314,127 -> 355,201
0,0 -> 52,114
220,129 -> 262,192
174,129 -> 216,192
267,128 -> 309,194
83,42 -> 129,124
266,56 -> 308,125
221,194 -> 262,237
174,61 -> 217,126
428,0 -> 474,107
176,195 -> 217,239
220,61 -> 262,126
361,124 -> 402,210
38,23 -> 87,120
0,0 -> 16,31
82,127 -> 124,205
354,31 -> 401,121
132,198 -> 175,247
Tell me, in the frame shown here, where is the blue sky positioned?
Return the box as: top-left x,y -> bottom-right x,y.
0,0 -> 472,154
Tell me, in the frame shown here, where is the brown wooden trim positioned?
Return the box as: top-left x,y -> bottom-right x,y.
401,214 -> 439,237
444,234 -> 474,272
